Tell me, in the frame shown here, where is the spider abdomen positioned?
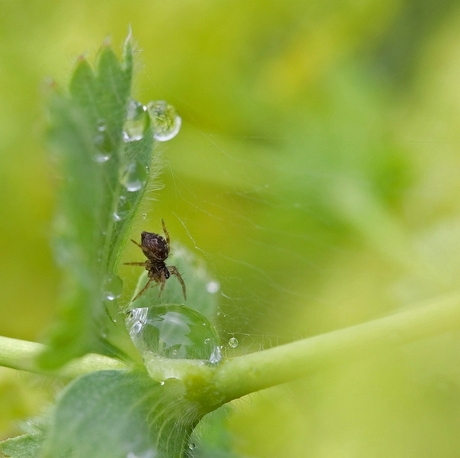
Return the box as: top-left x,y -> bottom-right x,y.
140,231 -> 169,261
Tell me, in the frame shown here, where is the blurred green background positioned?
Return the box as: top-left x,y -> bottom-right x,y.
2,0 -> 460,456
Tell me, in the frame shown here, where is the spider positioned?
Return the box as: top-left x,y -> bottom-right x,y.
124,219 -> 186,302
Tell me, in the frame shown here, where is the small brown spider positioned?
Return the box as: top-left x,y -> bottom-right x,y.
124,219 -> 186,302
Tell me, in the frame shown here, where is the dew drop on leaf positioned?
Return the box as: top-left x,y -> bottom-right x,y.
93,152 -> 111,163
123,99 -> 149,143
147,100 -> 181,142
120,161 -> 148,192
96,119 -> 107,132
113,194 -> 131,222
102,273 -> 123,301
94,118 -> 112,154
126,305 -> 222,363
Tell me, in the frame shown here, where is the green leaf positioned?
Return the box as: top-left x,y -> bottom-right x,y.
39,35 -> 156,369
128,243 -> 220,321
40,370 -> 204,458
0,433 -> 46,458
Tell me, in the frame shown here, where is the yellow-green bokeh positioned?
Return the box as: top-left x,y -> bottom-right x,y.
2,0 -> 460,455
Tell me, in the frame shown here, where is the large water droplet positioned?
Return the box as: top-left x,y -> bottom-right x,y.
102,274 -> 123,301
147,101 -> 181,142
120,161 -> 148,192
126,305 -> 222,363
123,100 -> 149,142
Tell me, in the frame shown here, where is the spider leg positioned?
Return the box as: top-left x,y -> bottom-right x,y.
130,239 -> 143,249
161,219 -> 170,247
131,276 -> 157,302
124,262 -> 149,267
158,269 -> 167,298
131,238 -> 154,259
168,266 -> 187,300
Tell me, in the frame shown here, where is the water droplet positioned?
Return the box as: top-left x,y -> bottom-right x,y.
126,451 -> 156,458
96,120 -> 106,132
113,194 -> 131,222
142,212 -> 147,220
120,161 -> 148,192
102,274 -> 123,301
94,119 -> 112,153
93,152 -> 111,163
147,100 -> 181,142
123,100 -> 149,142
206,281 -> 220,294
126,305 -> 222,363
228,337 -> 238,348
210,345 -> 222,364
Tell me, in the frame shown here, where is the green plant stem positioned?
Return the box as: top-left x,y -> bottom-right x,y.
0,336 -> 126,378
212,292 -> 460,403
1,293 -> 460,404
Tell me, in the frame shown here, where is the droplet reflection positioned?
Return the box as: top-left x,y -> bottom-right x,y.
147,100 -> 181,142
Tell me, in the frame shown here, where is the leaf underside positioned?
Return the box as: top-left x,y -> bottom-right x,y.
42,370 -> 203,458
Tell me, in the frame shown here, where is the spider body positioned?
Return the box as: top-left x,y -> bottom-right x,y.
125,220 -> 186,302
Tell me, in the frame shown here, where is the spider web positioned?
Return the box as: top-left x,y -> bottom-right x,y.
124,116 -> 352,357
123,51 -> 458,360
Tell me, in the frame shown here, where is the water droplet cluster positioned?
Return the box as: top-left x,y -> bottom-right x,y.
122,99 -> 181,144
126,305 -> 222,363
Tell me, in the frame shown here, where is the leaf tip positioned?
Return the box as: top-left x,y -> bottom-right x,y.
102,35 -> 112,47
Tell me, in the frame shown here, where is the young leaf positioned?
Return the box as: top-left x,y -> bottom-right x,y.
39,35 -> 156,369
40,370 -> 205,458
